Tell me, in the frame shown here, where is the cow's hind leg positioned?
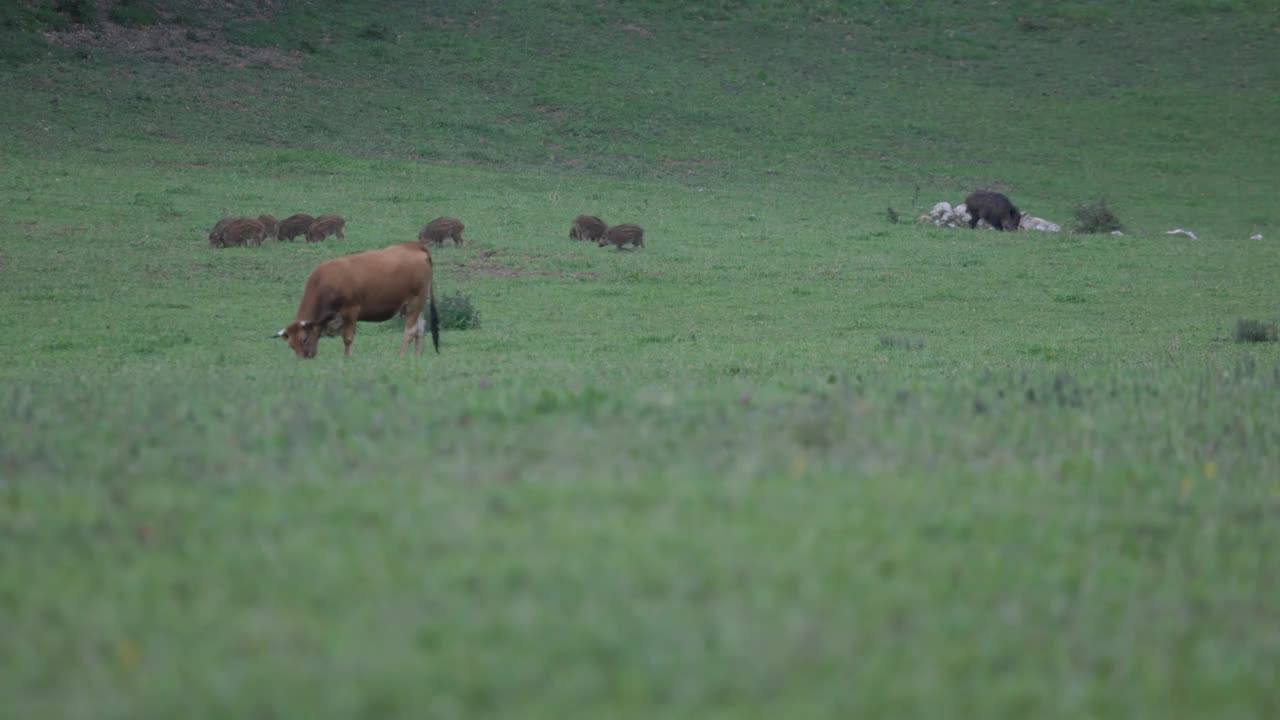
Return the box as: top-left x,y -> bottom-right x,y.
401,304 -> 425,355
341,312 -> 358,357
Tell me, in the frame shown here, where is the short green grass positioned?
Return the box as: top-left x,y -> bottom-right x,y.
2,1 -> 1280,718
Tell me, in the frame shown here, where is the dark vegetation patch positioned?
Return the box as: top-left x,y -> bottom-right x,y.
879,335 -> 924,350
1072,197 -> 1125,234
43,21 -> 302,68
1234,318 -> 1278,343
355,22 -> 390,41
436,290 -> 481,331
108,0 -> 158,27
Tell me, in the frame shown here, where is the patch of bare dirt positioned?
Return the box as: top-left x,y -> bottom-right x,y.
45,22 -> 301,69
453,250 -> 599,281
533,105 -> 567,121
48,225 -> 122,236
456,260 -> 525,279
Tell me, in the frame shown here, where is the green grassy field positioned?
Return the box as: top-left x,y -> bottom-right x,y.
2,1 -> 1280,717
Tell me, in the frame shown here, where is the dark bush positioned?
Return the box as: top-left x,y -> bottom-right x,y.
1234,318 -> 1278,343
437,291 -> 481,330
1072,197 -> 1124,234
109,0 -> 158,27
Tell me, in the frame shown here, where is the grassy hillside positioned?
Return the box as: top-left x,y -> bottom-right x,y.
3,0 -> 1277,229
2,1 -> 1280,718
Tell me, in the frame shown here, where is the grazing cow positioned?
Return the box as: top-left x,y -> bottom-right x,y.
208,217 -> 239,247
963,191 -> 1022,231
570,215 -> 608,242
272,242 -> 440,359
418,216 -> 465,246
257,214 -> 279,240
599,223 -> 645,249
219,218 -> 268,247
278,213 -> 316,242
306,215 -> 346,243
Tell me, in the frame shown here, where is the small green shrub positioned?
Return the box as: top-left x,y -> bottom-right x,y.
1234,318 -> 1278,343
437,291 -> 481,330
1072,197 -> 1125,234
886,206 -> 900,224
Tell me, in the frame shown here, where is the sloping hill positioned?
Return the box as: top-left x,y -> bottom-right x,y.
3,0 -> 1276,227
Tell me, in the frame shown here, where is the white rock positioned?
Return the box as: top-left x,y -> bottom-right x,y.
930,201 -> 952,219
1110,230 -> 1124,236
1019,215 -> 1062,232
1166,228 -> 1198,240
1251,233 -> 1263,240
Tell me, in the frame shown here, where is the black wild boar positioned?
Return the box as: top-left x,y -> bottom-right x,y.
219,218 -> 268,247
208,217 -> 239,247
599,223 -> 645,249
570,215 -> 608,242
306,215 -> 346,243
964,191 -> 1021,231
257,214 -> 279,240
418,216 -> 465,246
278,213 -> 316,242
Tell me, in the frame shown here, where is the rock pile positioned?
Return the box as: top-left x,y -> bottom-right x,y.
920,201 -> 1061,232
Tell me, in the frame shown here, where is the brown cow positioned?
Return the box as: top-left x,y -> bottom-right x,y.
272,242 -> 440,358
307,215 -> 346,243
599,223 -> 645,249
418,216 -> 465,246
257,214 -> 279,240
278,213 -> 315,242
219,218 -> 268,247
570,215 -> 607,242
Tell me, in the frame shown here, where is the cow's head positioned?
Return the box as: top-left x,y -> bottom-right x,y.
272,320 -> 320,358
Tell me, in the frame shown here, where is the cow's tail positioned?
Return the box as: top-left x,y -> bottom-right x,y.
428,283 -> 440,354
